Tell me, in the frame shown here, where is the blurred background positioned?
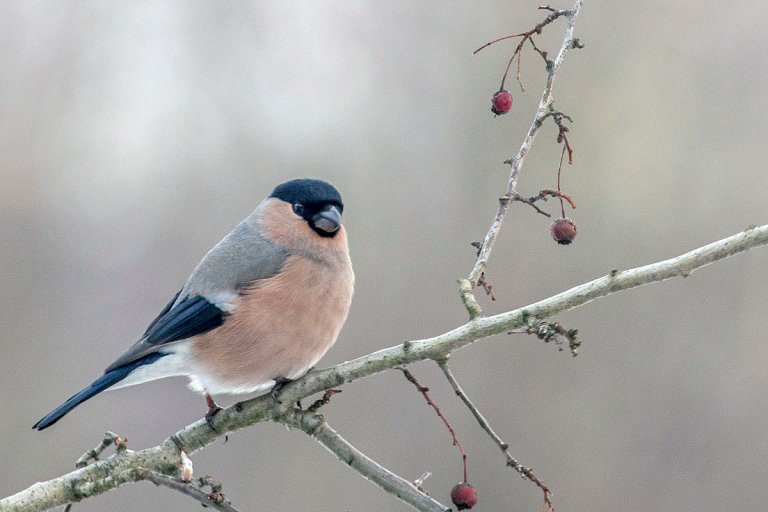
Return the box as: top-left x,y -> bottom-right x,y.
2,1 -> 767,511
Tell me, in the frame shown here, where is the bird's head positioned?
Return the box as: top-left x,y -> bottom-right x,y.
270,179 -> 344,238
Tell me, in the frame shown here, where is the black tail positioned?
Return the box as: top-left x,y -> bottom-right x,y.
33,353 -> 166,430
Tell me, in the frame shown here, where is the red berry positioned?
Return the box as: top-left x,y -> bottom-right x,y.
450,482 -> 478,510
491,89 -> 513,115
551,217 -> 577,245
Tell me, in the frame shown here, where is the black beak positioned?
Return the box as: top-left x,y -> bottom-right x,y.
312,205 -> 342,234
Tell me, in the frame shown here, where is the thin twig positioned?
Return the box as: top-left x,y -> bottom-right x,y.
510,188 -> 576,218
437,363 -> 515,465
467,0 -> 584,291
75,432 -> 124,468
140,471 -> 241,512
473,32 -> 529,54
285,409 -> 450,512
474,6 -> 573,91
528,36 -> 550,66
307,388 -> 343,412
401,368 -> 468,483
438,362 -> 554,512
510,192 -> 552,217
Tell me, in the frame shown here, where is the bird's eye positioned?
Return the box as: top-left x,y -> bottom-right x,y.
292,203 -> 305,216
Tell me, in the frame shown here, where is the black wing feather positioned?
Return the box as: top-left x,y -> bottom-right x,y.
104,294 -> 225,373
143,294 -> 225,346
142,289 -> 181,337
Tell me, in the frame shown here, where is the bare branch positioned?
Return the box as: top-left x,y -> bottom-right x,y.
438,363 -> 554,512
401,368 -> 468,483
306,388 -> 343,413
284,409 -> 450,512
468,0 -> 584,289
0,444 -> 184,512
141,472 -> 241,512
3,223 -> 767,511
282,224 -> 768,403
474,3 -> 573,91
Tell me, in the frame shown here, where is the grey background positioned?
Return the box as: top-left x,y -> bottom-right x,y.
2,1 -> 767,511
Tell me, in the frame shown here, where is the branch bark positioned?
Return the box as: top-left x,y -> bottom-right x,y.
285,409 -> 450,512
3,223 -> 767,512
141,472 -> 242,512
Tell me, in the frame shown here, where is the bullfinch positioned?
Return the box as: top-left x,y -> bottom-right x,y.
34,178 -> 354,430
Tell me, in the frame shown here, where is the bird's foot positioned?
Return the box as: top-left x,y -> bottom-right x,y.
270,376 -> 293,403
204,393 -> 222,430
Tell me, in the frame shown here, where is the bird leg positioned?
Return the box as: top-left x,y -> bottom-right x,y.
204,393 -> 222,430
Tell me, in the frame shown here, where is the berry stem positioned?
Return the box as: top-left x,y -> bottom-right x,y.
401,368 -> 468,483
473,33 -> 527,55
557,145 -> 566,218
476,8 -> 572,92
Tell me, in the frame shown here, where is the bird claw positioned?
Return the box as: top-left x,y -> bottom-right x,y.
270,376 -> 292,403
205,406 -> 222,430
205,393 -> 222,430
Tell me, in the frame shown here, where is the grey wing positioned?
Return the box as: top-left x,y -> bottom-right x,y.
177,215 -> 290,302
103,214 -> 289,373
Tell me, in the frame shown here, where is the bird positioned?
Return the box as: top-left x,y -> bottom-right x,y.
33,178 -> 354,430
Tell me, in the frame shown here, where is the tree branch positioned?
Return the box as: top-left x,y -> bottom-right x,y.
0,444 -> 183,512
468,0 -> 584,290
284,409 -> 450,512
439,362 -> 554,512
4,224 -> 766,512
140,472 -> 241,512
